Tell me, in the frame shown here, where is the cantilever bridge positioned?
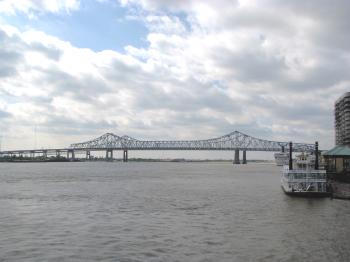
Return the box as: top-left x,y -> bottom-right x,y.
0,131 -> 315,164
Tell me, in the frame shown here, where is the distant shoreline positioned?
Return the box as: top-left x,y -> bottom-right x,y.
0,158 -> 274,163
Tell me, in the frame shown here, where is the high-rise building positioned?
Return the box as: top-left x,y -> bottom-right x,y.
335,92 -> 350,146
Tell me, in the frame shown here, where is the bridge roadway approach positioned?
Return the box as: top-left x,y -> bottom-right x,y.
0,131 -> 315,164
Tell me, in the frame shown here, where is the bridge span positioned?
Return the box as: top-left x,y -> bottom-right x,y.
0,131 -> 315,164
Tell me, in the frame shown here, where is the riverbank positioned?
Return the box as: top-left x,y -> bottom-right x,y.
0,159 -> 73,163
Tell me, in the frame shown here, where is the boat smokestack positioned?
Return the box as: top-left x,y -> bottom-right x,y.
289,142 -> 293,170
315,141 -> 319,170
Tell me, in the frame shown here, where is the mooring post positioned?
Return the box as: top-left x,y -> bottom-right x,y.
234,149 -> 240,164
289,142 -> 293,170
242,150 -> 247,164
315,141 -> 319,170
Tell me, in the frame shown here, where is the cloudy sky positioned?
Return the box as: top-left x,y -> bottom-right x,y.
0,0 -> 349,151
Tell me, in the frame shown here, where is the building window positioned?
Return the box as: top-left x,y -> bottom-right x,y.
344,158 -> 350,172
327,158 -> 336,172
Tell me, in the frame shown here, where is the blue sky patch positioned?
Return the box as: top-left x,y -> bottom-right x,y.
2,0 -> 148,52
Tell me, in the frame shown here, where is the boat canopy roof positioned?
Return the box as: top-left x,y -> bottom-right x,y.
323,145 -> 350,157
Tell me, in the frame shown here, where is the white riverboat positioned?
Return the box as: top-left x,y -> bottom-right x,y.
281,152 -> 330,197
274,152 -> 289,166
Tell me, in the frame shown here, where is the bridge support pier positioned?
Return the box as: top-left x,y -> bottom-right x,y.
43,150 -> 47,159
67,150 -> 75,161
234,149 -> 240,164
123,150 -> 128,162
106,149 -> 113,161
56,150 -> 60,158
86,150 -> 91,160
281,146 -> 285,153
242,150 -> 247,164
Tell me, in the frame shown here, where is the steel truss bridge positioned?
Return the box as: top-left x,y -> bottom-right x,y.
0,131 -> 315,164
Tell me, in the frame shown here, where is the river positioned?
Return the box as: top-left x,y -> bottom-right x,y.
0,162 -> 349,261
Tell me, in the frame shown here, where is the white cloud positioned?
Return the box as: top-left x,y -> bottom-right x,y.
1,0 -> 350,151
0,0 -> 80,17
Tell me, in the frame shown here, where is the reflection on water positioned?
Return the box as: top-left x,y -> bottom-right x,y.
0,162 -> 349,261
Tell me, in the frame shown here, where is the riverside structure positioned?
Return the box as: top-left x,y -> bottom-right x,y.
0,131 -> 315,163
325,92 -> 350,173
335,92 -> 350,146
324,92 -> 350,199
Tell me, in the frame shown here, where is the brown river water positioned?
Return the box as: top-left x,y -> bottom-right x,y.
0,162 -> 349,261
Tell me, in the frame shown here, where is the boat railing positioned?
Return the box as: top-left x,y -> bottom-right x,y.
282,173 -> 327,180
282,167 -> 327,181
